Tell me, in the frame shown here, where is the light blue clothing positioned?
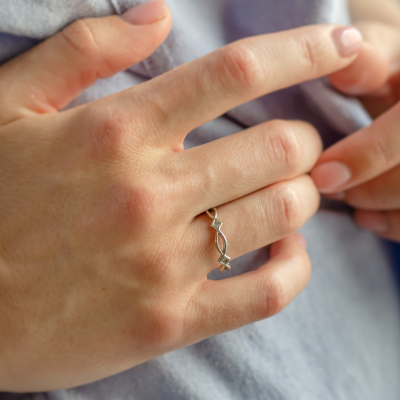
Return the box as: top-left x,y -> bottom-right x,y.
0,1 -> 400,399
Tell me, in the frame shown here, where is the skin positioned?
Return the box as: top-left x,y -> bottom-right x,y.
312,0 -> 400,242
0,0 -> 363,392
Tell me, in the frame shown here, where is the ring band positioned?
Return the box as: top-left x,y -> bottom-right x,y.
206,208 -> 231,272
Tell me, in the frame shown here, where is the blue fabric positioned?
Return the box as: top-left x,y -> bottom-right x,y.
0,1 -> 400,399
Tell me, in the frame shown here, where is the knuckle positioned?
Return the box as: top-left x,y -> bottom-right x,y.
83,105 -> 132,160
297,32 -> 327,74
61,18 -> 100,59
272,185 -> 303,234
218,44 -> 264,94
124,179 -> 175,230
264,275 -> 285,317
262,254 -> 311,318
264,120 -> 302,172
138,301 -> 184,349
125,184 -> 158,228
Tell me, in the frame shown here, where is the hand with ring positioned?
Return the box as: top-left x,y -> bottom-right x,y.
0,0 -> 363,392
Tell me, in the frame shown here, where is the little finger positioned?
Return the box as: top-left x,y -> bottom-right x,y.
188,233 -> 310,340
167,119 -> 322,216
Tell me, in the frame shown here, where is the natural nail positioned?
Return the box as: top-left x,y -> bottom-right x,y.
312,161 -> 352,193
332,26 -> 363,57
121,0 -> 168,25
356,211 -> 388,233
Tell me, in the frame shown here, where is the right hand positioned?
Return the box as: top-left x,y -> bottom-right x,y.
328,21 -> 400,117
0,1 -> 363,391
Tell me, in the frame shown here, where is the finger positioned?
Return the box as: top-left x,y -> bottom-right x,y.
111,25 -> 362,145
334,164 -> 400,210
0,0 -> 172,125
357,80 -> 400,120
311,102 -> 400,194
191,233 -> 310,339
328,42 -> 388,96
191,175 -> 319,274
327,22 -> 400,95
167,119 -> 322,215
328,22 -> 400,118
354,209 -> 400,242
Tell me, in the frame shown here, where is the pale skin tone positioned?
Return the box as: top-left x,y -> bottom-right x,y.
313,0 -> 400,242
0,0 -> 398,393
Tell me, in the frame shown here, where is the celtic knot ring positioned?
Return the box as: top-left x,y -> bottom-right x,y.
206,208 -> 231,272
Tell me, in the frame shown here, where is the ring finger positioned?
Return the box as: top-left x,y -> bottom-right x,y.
189,175 -> 319,275
162,119 -> 322,217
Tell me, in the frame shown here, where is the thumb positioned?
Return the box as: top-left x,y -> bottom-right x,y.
327,22 -> 400,96
0,0 -> 172,125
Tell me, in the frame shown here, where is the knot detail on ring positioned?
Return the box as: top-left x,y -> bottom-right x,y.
206,208 -> 231,272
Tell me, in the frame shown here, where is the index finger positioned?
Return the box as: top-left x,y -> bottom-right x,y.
113,24 -> 362,145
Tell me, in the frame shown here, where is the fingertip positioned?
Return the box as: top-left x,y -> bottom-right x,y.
269,234 -> 308,259
268,235 -> 311,286
311,161 -> 352,193
328,42 -> 389,95
269,237 -> 289,258
200,234 -> 311,337
121,0 -> 170,25
294,233 -> 307,249
332,26 -> 363,58
2,3 -> 174,119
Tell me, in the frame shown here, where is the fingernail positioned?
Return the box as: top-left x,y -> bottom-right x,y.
332,26 -> 363,57
356,211 -> 388,233
121,0 -> 168,25
311,161 -> 352,193
323,191 -> 346,201
295,234 -> 307,249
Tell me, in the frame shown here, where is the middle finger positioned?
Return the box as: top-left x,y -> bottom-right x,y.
161,119 -> 322,216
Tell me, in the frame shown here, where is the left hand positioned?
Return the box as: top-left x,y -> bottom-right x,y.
311,21 -> 400,242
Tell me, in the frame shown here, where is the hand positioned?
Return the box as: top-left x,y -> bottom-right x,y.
0,2 -> 362,391
312,22 -> 400,242
328,21 -> 400,118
